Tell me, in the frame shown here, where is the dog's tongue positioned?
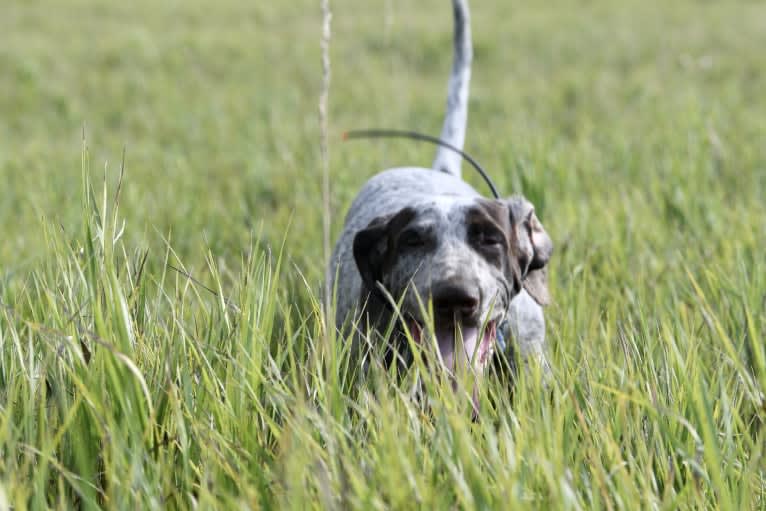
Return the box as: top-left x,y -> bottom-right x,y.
435,324 -> 479,371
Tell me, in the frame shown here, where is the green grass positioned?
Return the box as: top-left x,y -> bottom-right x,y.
1,0 -> 765,508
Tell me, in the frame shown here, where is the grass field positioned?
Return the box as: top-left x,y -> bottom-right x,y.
1,0 -> 765,508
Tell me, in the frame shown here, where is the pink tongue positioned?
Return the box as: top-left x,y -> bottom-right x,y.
434,324 -> 479,372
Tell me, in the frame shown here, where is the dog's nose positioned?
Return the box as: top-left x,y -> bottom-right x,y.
432,281 -> 480,319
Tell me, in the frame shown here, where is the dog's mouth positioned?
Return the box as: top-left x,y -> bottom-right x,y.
408,318 -> 497,373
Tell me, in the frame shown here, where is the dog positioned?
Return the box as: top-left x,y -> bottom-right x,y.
326,0 -> 552,390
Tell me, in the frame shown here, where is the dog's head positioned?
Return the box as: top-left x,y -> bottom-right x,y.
353,194 -> 552,376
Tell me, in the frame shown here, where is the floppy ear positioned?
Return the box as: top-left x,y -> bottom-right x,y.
353,207 -> 416,290
524,267 -> 550,305
506,195 -> 553,306
526,207 -> 553,272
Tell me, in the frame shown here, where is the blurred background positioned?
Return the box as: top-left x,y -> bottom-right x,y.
1,0 -> 764,286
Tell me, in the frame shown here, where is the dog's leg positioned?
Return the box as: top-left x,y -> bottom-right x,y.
432,0 -> 472,178
508,290 -> 551,378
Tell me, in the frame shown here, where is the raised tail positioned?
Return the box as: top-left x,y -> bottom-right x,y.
432,0 -> 472,177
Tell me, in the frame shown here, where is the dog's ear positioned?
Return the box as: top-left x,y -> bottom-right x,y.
523,266 -> 550,305
353,207 -> 417,290
506,196 -> 553,305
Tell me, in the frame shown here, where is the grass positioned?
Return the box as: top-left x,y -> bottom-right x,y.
1,0 -> 765,508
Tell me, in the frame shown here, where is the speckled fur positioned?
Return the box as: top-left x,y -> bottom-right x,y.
326,0 -> 553,379
326,167 -> 552,377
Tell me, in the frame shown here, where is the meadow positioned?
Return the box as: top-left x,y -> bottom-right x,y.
1,0 -> 765,508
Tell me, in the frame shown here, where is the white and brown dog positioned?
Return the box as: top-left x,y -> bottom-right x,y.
327,0 -> 552,392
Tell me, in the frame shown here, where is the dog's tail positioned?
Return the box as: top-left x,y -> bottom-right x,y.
432,0 -> 472,178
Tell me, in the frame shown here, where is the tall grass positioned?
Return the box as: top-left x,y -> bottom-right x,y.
1,0 -> 765,508
1,149 -> 764,508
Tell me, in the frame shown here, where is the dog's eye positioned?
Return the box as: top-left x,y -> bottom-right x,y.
399,229 -> 426,248
474,229 -> 503,247
480,232 -> 503,246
